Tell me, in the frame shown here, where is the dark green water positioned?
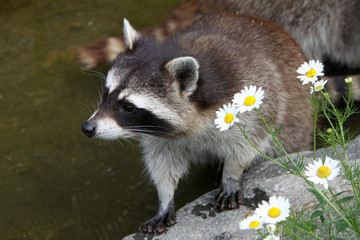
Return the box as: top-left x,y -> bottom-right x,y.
0,1 -> 220,239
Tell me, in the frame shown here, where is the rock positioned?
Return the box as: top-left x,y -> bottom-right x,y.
123,136 -> 360,240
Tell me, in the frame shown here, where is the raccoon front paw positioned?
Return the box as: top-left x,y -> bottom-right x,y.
215,187 -> 244,210
139,211 -> 176,234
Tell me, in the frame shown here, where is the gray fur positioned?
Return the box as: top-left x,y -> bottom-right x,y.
82,14 -> 313,234
164,0 -> 360,70
165,56 -> 200,96
77,0 -> 360,74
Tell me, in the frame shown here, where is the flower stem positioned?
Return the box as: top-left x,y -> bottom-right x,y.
312,184 -> 354,231
235,122 -> 286,168
254,109 -> 300,171
312,91 -> 318,160
328,188 -> 351,221
293,224 -> 322,240
322,91 -> 360,202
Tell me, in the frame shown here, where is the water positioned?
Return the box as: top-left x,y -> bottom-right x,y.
0,1 -> 221,239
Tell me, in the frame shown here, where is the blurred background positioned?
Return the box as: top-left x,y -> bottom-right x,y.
0,0 -> 221,239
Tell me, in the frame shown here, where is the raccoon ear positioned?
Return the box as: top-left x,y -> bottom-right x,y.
165,56 -> 199,96
123,18 -> 140,50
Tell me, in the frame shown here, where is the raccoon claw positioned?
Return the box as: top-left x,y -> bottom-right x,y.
215,189 -> 244,210
140,212 -> 176,234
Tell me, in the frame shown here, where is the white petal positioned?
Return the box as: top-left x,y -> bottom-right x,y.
297,67 -> 306,75
219,108 -> 226,115
322,180 -> 329,189
313,159 -> 323,168
214,119 -> 222,124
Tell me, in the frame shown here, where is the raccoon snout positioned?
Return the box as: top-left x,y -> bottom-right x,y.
81,121 -> 96,137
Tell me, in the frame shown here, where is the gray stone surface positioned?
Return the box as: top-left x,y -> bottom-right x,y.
123,137 -> 360,240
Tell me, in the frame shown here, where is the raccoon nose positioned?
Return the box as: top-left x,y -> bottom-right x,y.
81,121 -> 96,137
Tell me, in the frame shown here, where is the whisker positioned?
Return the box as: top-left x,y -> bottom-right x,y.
80,68 -> 107,81
126,129 -> 167,136
121,138 -> 137,152
115,138 -> 124,148
106,139 -> 115,151
125,125 -> 172,136
127,125 -> 171,130
131,136 -> 153,146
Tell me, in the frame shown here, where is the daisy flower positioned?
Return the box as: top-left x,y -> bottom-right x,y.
304,156 -> 340,189
264,234 -> 280,240
310,79 -> 328,94
233,85 -> 265,113
297,60 -> 324,85
255,196 -> 291,224
214,103 -> 239,131
239,214 -> 264,230
266,223 -> 277,234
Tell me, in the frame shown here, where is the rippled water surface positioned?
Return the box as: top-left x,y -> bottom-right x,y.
0,1 -> 221,239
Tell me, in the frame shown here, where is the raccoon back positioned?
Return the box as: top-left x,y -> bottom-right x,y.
168,14 -> 313,153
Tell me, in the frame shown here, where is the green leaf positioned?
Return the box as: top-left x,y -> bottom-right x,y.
320,215 -> 325,224
310,210 -> 324,219
334,191 -> 347,197
313,202 -> 327,210
307,188 -> 326,205
338,196 -> 354,204
334,219 -> 348,233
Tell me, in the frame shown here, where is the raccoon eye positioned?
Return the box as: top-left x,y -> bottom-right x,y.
122,102 -> 135,113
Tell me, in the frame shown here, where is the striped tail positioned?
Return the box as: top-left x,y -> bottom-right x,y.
75,0 -> 203,68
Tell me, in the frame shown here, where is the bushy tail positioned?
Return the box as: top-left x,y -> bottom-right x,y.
76,37 -> 125,68
76,0 -> 202,68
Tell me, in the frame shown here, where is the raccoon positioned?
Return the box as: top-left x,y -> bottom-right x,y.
81,14 -> 314,234
77,0 -> 360,75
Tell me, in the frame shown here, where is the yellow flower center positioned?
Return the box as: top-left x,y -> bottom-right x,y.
224,113 -> 234,123
315,85 -> 323,91
317,166 -> 331,178
249,221 -> 261,228
244,96 -> 256,106
306,69 -> 317,78
268,207 -> 281,218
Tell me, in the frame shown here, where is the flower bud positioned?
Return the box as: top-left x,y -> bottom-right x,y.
345,77 -> 352,83
266,223 -> 277,234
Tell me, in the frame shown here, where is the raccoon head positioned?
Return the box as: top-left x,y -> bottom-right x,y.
81,19 -> 201,140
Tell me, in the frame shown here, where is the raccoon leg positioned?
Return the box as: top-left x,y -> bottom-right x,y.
140,182 -> 177,234
139,147 -> 189,234
215,160 -> 245,210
